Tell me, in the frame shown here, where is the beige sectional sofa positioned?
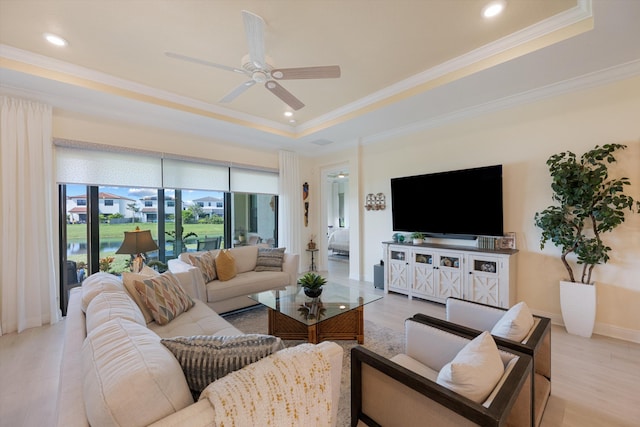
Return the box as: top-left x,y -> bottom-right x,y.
55,271 -> 342,427
168,245 -> 299,313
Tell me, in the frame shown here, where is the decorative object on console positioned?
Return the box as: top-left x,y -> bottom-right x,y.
477,235 -> 496,250
116,226 -> 159,273
307,234 -> 317,250
364,192 -> 386,210
498,232 -> 516,249
411,232 -> 425,244
534,144 -> 637,337
298,272 -> 327,298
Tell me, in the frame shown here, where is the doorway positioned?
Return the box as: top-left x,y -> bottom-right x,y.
322,166 -> 349,275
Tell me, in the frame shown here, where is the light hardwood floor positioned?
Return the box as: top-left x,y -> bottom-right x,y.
1,260 -> 638,426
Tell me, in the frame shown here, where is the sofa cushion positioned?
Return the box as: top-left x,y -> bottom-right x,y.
161,334 -> 284,397
134,271 -> 195,326
229,245 -> 258,273
82,318 -> 193,427
491,301 -> 534,342
80,272 -> 124,312
254,247 -> 286,272
85,290 -> 146,334
188,251 -> 218,282
436,331 -> 504,403
215,249 -> 237,281
122,265 -> 160,323
205,270 -> 290,303
149,299 -> 243,338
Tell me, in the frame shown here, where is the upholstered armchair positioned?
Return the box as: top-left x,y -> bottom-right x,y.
351,315 -> 533,427
413,297 -> 551,427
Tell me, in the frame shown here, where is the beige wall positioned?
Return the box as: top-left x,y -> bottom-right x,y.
341,75 -> 640,341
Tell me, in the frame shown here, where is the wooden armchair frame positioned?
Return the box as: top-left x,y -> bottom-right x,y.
351,316 -> 533,427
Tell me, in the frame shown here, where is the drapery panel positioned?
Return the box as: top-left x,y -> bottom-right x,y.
278,150 -> 302,272
0,96 -> 60,335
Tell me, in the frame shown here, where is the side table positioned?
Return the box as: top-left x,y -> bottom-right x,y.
306,248 -> 319,271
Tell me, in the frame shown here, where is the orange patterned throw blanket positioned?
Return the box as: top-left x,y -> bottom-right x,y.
201,343 -> 333,427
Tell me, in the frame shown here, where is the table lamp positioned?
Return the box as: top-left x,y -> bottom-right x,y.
115,226 -> 159,272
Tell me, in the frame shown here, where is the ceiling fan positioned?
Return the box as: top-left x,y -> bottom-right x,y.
165,10 -> 341,111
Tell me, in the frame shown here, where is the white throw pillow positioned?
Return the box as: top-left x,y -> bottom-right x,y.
436,331 -> 504,403
491,301 -> 534,342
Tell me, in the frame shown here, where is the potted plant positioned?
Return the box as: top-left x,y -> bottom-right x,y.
411,232 -> 425,244
298,272 -> 327,298
534,144 -> 637,337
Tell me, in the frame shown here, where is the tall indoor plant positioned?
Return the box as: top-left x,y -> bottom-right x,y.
534,143 -> 637,336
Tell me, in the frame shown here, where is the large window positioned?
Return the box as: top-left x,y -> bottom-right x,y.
56,142 -> 279,313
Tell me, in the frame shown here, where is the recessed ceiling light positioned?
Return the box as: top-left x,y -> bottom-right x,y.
482,1 -> 506,18
284,111 -> 293,117
44,33 -> 68,47
289,119 -> 296,124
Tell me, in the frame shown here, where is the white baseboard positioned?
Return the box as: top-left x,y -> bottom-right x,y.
533,309 -> 640,344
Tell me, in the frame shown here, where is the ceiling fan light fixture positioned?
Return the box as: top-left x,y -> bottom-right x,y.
482,1 -> 506,18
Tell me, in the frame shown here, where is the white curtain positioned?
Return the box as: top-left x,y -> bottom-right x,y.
0,96 -> 60,335
278,151 -> 302,272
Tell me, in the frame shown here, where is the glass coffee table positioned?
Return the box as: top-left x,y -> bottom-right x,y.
248,282 -> 382,344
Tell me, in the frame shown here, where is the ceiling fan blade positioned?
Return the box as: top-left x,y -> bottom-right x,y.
165,51 -> 246,74
271,66 -> 341,80
265,81 -> 305,110
220,80 -> 256,103
242,10 -> 266,69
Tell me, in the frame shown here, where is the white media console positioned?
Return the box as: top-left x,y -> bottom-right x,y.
383,241 -> 518,308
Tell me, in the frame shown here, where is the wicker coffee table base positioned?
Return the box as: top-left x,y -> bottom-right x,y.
268,305 -> 364,344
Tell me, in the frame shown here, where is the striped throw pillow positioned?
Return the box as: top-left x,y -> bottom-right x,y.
161,334 -> 284,398
188,251 -> 217,282
254,247 -> 286,272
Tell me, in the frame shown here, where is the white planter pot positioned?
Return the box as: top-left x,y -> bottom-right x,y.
412,238 -> 423,245
559,280 -> 596,338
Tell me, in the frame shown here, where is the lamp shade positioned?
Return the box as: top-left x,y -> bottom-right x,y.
116,227 -> 159,255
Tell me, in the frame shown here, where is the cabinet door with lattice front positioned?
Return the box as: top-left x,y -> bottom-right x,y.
388,248 -> 409,293
412,250 -> 435,298
467,255 -> 501,306
435,252 -> 463,301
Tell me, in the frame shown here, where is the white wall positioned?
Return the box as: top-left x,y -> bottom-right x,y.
326,76 -> 640,341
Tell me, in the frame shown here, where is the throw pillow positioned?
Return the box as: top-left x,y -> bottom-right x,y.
215,249 -> 237,281
254,247 -> 286,272
187,251 -> 217,282
436,331 -> 505,403
133,271 -> 195,326
491,301 -> 534,342
161,334 -> 284,398
122,266 -> 160,323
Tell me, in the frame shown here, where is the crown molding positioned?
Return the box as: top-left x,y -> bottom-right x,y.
299,0 -> 593,134
362,58 -> 640,145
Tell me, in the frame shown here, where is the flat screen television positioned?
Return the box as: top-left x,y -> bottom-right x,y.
391,164 -> 503,238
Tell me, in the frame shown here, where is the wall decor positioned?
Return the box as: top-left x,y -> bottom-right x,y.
365,193 -> 386,211
303,182 -> 309,227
